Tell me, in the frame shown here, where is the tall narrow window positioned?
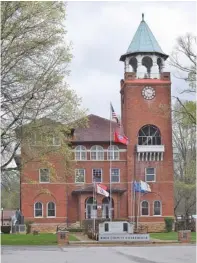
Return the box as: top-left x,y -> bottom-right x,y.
75,169 -> 85,183
108,145 -> 119,160
39,168 -> 50,183
154,201 -> 161,216
34,202 -> 43,217
92,168 -> 102,182
141,201 -> 149,216
110,168 -> 120,183
75,145 -> 87,160
90,146 -> 104,160
47,202 -> 56,217
145,168 -> 156,182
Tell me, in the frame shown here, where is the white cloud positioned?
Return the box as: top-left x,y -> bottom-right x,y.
66,2 -> 196,118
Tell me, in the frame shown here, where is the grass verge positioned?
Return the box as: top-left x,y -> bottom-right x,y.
150,232 -> 196,242
1,233 -> 79,245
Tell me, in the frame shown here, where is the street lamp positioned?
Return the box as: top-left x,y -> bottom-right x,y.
1,208 -> 4,226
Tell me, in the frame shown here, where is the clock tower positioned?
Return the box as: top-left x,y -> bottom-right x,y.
120,14 -> 174,231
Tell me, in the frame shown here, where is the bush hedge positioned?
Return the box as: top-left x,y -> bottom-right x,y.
164,217 -> 174,232
1,226 -> 11,234
67,228 -> 84,233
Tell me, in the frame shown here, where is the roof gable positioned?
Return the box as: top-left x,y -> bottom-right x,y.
73,114 -> 119,142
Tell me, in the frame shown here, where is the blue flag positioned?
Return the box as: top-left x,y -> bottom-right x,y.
133,181 -> 151,193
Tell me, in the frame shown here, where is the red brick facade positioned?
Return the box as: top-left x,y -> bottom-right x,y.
21,18 -> 174,232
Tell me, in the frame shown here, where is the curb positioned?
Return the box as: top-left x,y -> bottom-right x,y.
68,240 -> 196,246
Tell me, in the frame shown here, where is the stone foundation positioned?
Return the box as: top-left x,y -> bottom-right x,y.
30,221 -> 166,233
31,223 -> 58,233
140,222 -> 166,233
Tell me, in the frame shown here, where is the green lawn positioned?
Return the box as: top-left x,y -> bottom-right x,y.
1,233 -> 79,245
150,232 -> 196,242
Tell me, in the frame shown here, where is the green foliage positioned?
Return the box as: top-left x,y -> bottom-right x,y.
67,228 -> 84,233
150,232 -> 196,242
1,171 -> 20,209
164,217 -> 174,232
1,226 -> 11,234
1,1 -> 87,171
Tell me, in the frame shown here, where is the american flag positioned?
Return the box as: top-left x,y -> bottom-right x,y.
110,103 -> 117,119
110,103 -> 121,128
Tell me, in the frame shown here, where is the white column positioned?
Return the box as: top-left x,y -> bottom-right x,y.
125,57 -> 130,72
136,55 -> 146,78
151,55 -> 159,79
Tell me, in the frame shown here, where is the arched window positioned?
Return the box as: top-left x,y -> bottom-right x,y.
142,56 -> 153,76
157,58 -> 163,73
129,57 -> 138,73
75,145 -> 87,160
141,201 -> 149,216
108,145 -> 119,160
154,201 -> 161,216
90,145 -> 104,160
47,202 -> 56,217
138,125 -> 161,145
34,202 -> 43,217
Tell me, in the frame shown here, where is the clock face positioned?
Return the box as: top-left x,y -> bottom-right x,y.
142,86 -> 156,100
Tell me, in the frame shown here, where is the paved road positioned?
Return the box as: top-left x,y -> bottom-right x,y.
1,245 -> 196,263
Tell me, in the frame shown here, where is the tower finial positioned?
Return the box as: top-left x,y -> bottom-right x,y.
142,13 -> 144,21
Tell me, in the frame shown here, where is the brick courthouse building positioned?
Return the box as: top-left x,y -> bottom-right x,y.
21,15 -> 174,232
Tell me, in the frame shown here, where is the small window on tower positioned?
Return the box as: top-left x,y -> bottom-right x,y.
39,168 -> 50,183
145,168 -> 156,182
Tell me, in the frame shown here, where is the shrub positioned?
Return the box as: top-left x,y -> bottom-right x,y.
25,220 -> 33,234
164,217 -> 174,232
1,226 -> 11,234
67,228 -> 84,233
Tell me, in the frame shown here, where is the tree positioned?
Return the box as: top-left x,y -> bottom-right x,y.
173,102 -> 196,216
170,34 -> 196,126
170,34 -> 196,93
1,170 -> 20,209
1,2 -> 87,172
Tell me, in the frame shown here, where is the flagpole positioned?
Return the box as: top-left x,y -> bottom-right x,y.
109,102 -> 112,222
137,191 -> 140,230
93,179 -> 96,235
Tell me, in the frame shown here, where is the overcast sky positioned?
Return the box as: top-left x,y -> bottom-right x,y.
66,1 -> 196,119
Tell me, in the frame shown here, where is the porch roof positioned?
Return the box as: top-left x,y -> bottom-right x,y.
72,186 -> 127,195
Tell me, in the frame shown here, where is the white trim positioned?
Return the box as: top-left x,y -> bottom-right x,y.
136,145 -> 165,153
46,201 -> 56,218
75,168 -> 85,183
110,168 -> 120,183
72,149 -> 127,153
73,160 -> 127,162
145,167 -> 156,182
92,168 -> 102,183
39,168 -> 50,183
153,200 -> 162,216
23,180 -> 173,185
140,200 -> 149,216
34,202 -> 43,218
